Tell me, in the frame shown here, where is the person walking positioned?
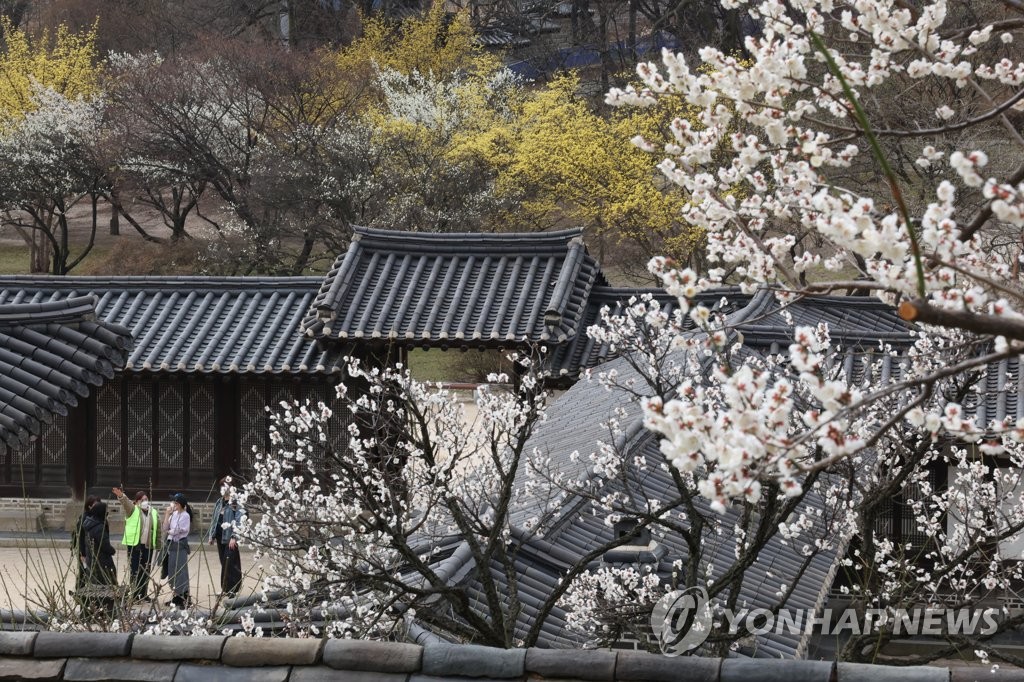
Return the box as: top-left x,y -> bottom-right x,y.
162,493 -> 192,608
80,499 -> 117,586
207,477 -> 244,598
113,487 -> 159,601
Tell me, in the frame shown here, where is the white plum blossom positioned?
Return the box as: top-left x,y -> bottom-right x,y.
600,0 -> 1024,661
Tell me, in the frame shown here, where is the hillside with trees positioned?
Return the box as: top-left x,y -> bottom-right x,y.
0,1 -> 707,280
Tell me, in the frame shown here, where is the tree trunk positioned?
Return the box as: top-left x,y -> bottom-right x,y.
597,3 -> 612,94
628,0 -> 637,63
109,188 -> 120,236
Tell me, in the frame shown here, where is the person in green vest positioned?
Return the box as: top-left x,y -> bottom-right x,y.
112,486 -> 159,601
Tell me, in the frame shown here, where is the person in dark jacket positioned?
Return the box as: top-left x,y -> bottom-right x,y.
71,495 -> 99,589
80,499 -> 117,585
207,477 -> 244,598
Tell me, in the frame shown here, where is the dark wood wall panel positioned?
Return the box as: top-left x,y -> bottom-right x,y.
0,373 -> 350,499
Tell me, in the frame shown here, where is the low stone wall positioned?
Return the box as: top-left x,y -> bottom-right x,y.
0,498 -> 219,533
0,631 -> 1003,682
0,498 -> 74,532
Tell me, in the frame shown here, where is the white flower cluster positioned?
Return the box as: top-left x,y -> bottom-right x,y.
233,353 -> 550,639
605,0 -> 1024,512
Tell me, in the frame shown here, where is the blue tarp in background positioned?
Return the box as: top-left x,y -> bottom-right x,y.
506,31 -> 681,80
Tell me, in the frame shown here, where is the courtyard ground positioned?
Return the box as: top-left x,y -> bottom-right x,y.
0,538 -> 262,613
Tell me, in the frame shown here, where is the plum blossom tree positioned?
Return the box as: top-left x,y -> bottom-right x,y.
232,321 -> 854,653
0,87 -> 108,273
233,0 -> 1024,663
234,355 -> 560,642
595,0 -> 1024,663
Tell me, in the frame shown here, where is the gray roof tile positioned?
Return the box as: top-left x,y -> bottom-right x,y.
0,276 -> 344,376
0,630 -> 983,680
62,658 -> 178,682
33,632 -> 132,659
0,296 -> 131,456
0,656 -> 66,680
304,227 -> 608,349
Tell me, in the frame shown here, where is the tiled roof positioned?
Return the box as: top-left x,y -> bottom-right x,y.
477,26 -> 532,47
0,631 -> 958,681
549,287 -> 751,377
0,277 -> 345,375
732,293 -> 915,346
965,356 -> 1024,427
438,289 -> 916,656
303,226 -> 608,348
0,296 -> 131,456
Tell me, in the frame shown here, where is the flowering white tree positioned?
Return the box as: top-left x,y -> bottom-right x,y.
234,353 -> 564,642
230,0 -> 1024,663
0,86 -> 108,274
233,330 -> 854,653
594,0 -> 1024,664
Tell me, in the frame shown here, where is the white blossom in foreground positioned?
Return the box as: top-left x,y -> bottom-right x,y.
598,0 -> 1024,662
602,0 -> 1024,503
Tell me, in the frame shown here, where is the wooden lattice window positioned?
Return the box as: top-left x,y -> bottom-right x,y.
189,383 -> 215,470
874,464 -> 945,551
126,382 -> 153,469
157,382 -> 185,469
239,381 -> 265,475
39,414 -> 67,485
270,382 -> 298,419
303,384 -> 331,472
303,381 -> 351,467
96,381 -> 122,469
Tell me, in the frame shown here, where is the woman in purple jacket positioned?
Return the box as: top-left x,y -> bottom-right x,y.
162,493 -> 192,608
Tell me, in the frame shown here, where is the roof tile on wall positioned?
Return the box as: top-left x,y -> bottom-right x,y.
304,227 -> 607,349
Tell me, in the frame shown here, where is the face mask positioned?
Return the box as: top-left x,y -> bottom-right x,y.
140,501 -> 151,511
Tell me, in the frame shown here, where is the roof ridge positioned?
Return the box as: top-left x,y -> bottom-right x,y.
544,237 -> 588,342
0,295 -> 98,325
0,276 -> 324,289
352,225 -> 586,245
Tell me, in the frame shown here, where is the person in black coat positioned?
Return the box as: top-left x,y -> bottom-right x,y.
79,499 -> 117,585
71,495 -> 99,589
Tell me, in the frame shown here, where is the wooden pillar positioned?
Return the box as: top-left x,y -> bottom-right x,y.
215,378 -> 240,478
67,397 -> 92,500
151,379 -> 160,490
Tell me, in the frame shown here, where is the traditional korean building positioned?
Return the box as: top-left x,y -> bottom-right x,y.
0,296 -> 131,498
0,276 -> 346,499
4,228 -> 1006,658
0,227 -> 639,500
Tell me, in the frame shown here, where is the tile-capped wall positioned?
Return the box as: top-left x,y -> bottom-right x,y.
0,630 -> 985,682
